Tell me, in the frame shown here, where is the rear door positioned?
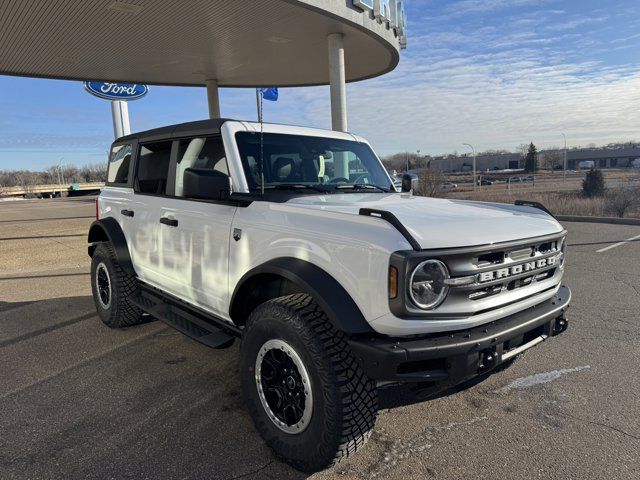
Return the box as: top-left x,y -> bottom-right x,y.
157,135 -> 237,317
101,141 -> 136,236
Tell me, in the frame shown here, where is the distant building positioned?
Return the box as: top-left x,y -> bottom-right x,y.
427,153 -> 521,172
410,146 -> 640,173
566,147 -> 640,169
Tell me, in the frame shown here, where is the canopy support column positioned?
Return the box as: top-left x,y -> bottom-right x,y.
110,100 -> 131,139
328,33 -> 347,132
206,79 -> 221,118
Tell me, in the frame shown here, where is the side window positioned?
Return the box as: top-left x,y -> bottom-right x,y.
107,143 -> 132,185
135,141 -> 172,195
174,136 -> 229,197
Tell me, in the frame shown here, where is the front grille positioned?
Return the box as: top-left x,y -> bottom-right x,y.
400,232 -> 566,318
451,235 -> 564,302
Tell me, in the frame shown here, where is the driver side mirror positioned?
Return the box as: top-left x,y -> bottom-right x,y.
183,168 -> 231,201
401,173 -> 419,193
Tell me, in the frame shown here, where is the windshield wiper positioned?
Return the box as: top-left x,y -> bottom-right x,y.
334,184 -> 390,192
264,184 -> 332,193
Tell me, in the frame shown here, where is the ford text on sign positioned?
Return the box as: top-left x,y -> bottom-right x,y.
83,82 -> 148,101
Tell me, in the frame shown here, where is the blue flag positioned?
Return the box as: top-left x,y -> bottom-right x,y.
259,87 -> 278,101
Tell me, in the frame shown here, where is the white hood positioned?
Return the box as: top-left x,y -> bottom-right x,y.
284,193 -> 563,249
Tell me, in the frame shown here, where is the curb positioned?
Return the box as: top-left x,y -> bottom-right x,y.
556,215 -> 640,226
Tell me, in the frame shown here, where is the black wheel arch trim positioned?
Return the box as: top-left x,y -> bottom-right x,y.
230,257 -> 375,335
87,217 -> 135,275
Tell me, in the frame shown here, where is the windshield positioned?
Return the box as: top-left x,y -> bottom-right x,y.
235,132 -> 392,192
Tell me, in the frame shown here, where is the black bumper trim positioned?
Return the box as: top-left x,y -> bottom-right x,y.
349,285 -> 571,384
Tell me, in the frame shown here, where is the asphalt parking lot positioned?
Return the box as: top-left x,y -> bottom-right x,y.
0,197 -> 638,480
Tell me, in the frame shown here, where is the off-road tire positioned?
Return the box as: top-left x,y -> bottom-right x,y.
90,243 -> 144,328
240,293 -> 378,472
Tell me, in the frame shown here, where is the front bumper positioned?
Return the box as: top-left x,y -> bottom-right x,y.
348,284 -> 571,385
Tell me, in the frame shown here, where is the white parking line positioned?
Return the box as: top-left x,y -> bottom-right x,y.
596,233 -> 640,253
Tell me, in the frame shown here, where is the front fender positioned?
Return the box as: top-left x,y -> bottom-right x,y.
230,257 -> 374,335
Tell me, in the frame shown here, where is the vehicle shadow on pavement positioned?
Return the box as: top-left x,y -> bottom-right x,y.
0,294 -> 310,480
0,299 -> 35,313
377,362 -> 514,410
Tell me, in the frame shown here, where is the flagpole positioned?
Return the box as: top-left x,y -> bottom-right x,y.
256,88 -> 262,123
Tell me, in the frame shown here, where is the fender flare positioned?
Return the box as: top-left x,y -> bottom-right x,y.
87,217 -> 135,275
230,257 -> 375,335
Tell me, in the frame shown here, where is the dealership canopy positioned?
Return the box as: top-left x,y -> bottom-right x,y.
0,0 -> 405,130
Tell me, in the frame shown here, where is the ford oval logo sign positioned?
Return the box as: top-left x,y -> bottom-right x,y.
83,82 -> 148,101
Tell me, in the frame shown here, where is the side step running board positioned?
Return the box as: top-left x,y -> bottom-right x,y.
131,284 -> 241,349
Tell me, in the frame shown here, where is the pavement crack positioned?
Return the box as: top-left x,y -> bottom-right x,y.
610,317 -> 639,329
613,274 -> 640,298
0,233 -> 85,241
558,411 -> 640,441
225,460 -> 275,480
576,267 -> 640,278
48,236 -> 85,254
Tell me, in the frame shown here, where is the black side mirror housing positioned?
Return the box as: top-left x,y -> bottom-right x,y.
401,173 -> 419,193
183,168 -> 231,201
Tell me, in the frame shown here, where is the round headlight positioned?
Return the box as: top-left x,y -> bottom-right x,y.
409,260 -> 449,310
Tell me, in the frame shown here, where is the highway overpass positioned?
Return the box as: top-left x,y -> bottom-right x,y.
0,182 -> 103,198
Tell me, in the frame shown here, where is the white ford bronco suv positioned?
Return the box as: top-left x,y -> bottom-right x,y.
88,119 -> 570,471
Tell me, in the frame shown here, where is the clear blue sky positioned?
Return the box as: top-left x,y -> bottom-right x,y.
1,0 -> 639,170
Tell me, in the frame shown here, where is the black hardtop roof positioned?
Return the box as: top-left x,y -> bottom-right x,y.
114,118 -> 233,144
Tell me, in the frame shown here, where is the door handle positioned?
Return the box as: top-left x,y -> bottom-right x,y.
121,209 -> 134,217
160,217 -> 178,227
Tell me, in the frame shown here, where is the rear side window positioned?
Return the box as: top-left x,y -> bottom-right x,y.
135,141 -> 172,195
107,144 -> 132,185
174,136 -> 228,197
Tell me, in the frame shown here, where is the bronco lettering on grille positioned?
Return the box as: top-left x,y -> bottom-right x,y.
478,254 -> 560,283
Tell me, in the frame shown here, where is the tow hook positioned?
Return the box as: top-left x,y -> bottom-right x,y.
553,316 -> 568,335
479,347 -> 498,370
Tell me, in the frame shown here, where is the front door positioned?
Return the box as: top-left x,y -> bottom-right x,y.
157,135 -> 237,317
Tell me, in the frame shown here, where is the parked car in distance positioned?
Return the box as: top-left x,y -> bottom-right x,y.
509,176 -> 522,183
441,181 -> 458,189
524,175 -> 535,182
477,178 -> 494,186
578,160 -> 595,169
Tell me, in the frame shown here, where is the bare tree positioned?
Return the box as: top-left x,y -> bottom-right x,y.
0,163 -> 107,188
517,143 -> 529,158
540,150 -> 563,170
416,168 -> 446,198
607,185 -> 639,218
381,152 -> 427,173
